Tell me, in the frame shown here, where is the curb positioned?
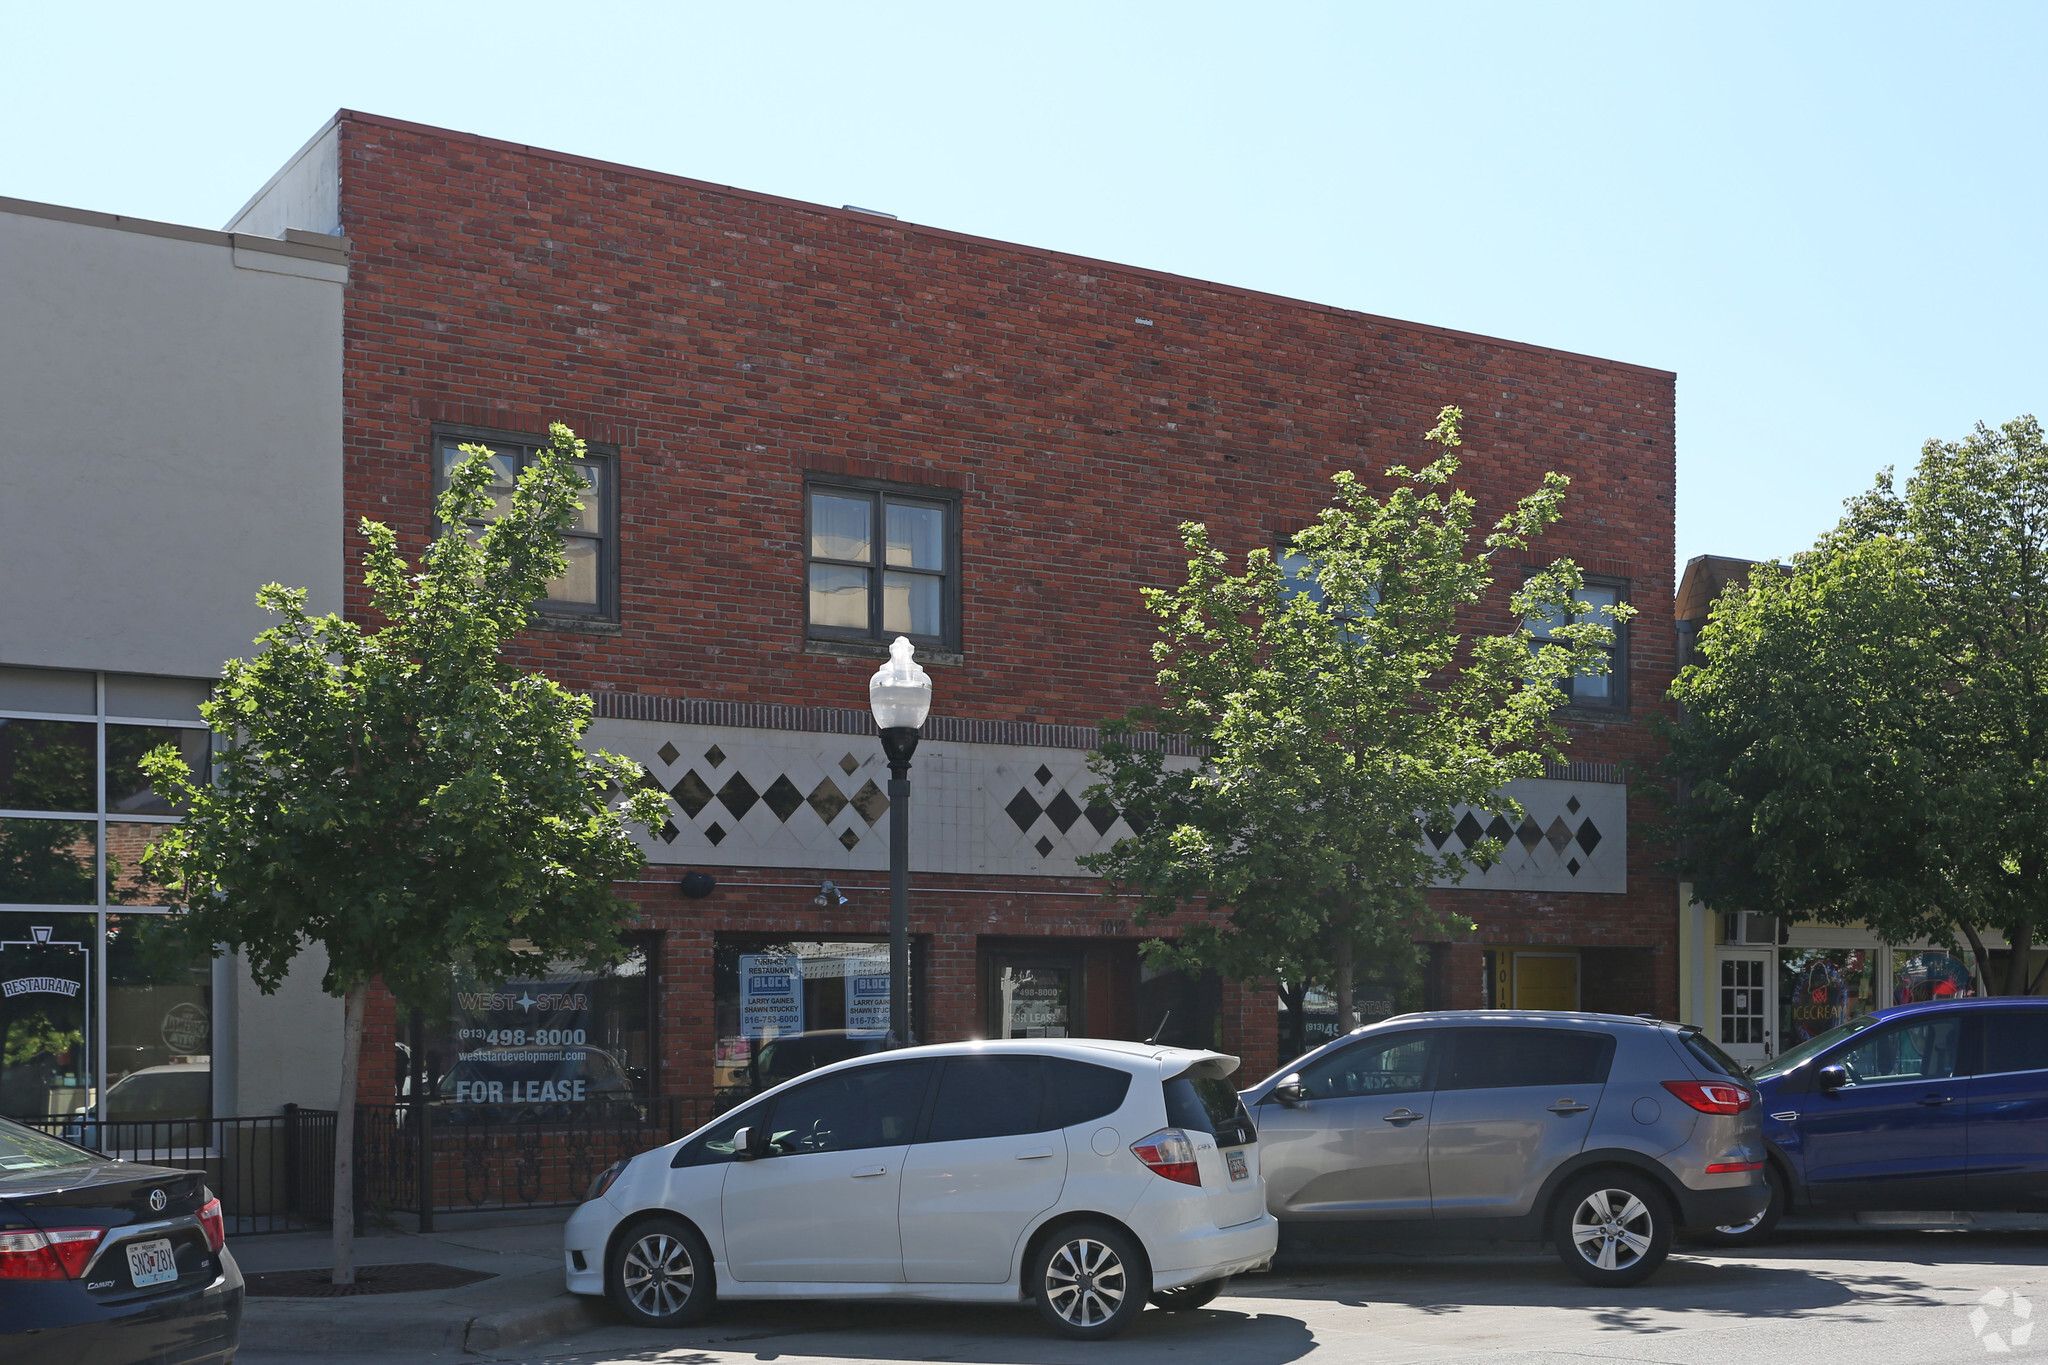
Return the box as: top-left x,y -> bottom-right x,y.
463,1292 -> 611,1353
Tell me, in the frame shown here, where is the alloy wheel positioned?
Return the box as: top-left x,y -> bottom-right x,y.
1569,1187 -> 1655,1272
621,1231 -> 696,1319
1043,1236 -> 1128,1327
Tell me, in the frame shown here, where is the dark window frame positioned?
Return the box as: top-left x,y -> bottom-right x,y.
803,475 -> 962,650
1526,573 -> 1630,714
431,424 -> 619,621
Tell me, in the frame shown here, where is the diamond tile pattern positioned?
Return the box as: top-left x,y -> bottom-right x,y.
1454,812 -> 1485,849
1567,795 -> 1582,815
850,780 -> 890,826
1484,814 -> 1514,845
1034,835 -> 1055,857
658,820 -> 679,844
705,745 -> 726,768
839,828 -> 861,850
705,822 -> 726,846
1516,816 -> 1544,849
717,772 -> 759,820
1567,856 -> 1582,875
762,775 -> 805,822
656,741 -> 680,766
1085,801 -> 1119,836
1034,764 -> 1054,787
1576,819 -> 1602,854
1045,790 -> 1082,834
807,778 -> 848,823
839,753 -> 859,775
1545,816 -> 1573,852
1005,789 -> 1043,833
671,771 -> 714,819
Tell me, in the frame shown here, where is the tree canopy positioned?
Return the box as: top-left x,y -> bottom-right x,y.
140,421 -> 668,1279
1668,415 -> 2048,994
1083,407 -> 1625,1028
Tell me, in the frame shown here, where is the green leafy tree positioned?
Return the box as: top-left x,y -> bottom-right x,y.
1083,408 -> 1626,1032
1670,415 -> 2048,995
139,423 -> 669,1283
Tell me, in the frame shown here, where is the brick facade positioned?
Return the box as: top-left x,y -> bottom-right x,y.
317,110 -> 1677,1108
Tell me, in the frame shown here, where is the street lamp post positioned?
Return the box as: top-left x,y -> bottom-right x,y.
867,636 -> 932,1048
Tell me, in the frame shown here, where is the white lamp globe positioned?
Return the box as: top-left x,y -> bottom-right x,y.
868,636 -> 933,730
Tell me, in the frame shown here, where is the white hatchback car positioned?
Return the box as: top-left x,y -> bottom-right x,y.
564,1039 -> 1276,1338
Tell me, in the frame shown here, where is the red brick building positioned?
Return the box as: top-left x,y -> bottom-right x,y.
231,111 -> 1678,1109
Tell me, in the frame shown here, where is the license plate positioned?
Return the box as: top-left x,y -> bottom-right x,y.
1226,1149 -> 1250,1182
126,1237 -> 178,1288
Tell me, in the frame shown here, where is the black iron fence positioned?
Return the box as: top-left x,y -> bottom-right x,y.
17,1107 -> 338,1235
355,1096 -> 716,1229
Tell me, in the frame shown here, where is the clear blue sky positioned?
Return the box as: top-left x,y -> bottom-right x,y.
7,3 -> 2042,574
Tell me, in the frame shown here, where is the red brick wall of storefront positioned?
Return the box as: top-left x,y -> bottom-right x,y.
326,110 -> 1677,1104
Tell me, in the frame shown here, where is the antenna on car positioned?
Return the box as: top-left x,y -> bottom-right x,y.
1144,1011 -> 1172,1045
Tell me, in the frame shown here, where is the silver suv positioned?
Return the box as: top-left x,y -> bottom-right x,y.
1242,1011 -> 1767,1285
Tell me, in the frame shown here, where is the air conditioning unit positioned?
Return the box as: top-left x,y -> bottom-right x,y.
1721,912 -> 1780,946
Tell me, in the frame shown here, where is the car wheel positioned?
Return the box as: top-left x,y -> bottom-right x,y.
1552,1172 -> 1673,1287
608,1215 -> 715,1327
1151,1275 -> 1229,1311
1693,1164 -> 1785,1249
1030,1222 -> 1149,1339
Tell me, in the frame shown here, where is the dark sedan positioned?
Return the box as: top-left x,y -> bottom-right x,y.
0,1115 -> 240,1365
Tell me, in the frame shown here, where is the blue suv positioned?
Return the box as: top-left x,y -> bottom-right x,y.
1704,996 -> 2048,1245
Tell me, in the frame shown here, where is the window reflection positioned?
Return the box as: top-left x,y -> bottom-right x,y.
0,720 -> 96,813
106,726 -> 208,815
0,819 -> 96,905
105,915 -> 210,1128
0,913 -> 95,1121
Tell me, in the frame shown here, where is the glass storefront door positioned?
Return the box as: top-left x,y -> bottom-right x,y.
0,913 -> 94,1122
1780,946 -> 1878,1048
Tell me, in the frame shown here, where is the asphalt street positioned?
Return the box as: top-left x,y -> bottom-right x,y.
240,1227 -> 2048,1365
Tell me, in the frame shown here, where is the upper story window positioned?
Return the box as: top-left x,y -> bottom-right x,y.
434,430 -> 615,618
1528,579 -> 1628,711
805,480 -> 958,649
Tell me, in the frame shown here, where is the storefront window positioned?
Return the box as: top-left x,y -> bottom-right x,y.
405,942 -> 656,1120
0,913 -> 96,1122
1894,950 -> 1977,1005
996,963 -> 1072,1039
712,936 -> 913,1105
104,915 -> 210,1125
1780,947 -> 1877,1046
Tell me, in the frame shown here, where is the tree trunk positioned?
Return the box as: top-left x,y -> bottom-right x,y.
331,981 -> 368,1287
1333,937 -> 1356,1033
2008,920 -> 2037,997
1960,921 -> 1999,995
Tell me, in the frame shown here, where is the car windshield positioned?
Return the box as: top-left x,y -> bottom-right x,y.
1751,1014 -> 1884,1081
0,1116 -> 97,1173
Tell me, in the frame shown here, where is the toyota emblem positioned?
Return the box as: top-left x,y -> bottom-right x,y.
148,1189 -> 167,1212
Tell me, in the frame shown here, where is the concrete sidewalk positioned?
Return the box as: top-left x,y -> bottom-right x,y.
233,1207 -> 611,1355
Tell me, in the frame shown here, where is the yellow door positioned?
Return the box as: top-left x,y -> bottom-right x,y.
1513,953 -> 1580,1011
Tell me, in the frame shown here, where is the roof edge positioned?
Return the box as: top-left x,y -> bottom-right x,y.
329,108 -> 1677,383
1,194 -> 351,264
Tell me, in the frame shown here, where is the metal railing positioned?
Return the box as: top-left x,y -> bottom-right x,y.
355,1096 -> 715,1229
16,1107 -> 338,1235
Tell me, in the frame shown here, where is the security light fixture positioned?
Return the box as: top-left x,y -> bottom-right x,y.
814,879 -> 848,907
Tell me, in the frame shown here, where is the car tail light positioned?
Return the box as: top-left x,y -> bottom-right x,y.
0,1227 -> 103,1280
1705,1160 -> 1766,1174
198,1196 -> 226,1252
1663,1080 -> 1755,1115
1130,1128 -> 1202,1186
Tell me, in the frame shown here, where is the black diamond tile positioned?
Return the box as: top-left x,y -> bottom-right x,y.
1546,816 -> 1573,852
762,775 -> 805,822
1484,814 -> 1514,844
1085,800 -> 1119,836
1005,788 -> 1043,833
656,741 -> 680,766
658,820 -> 679,844
1123,806 -> 1153,835
1045,790 -> 1082,834
807,778 -> 848,823
1576,818 -> 1603,855
850,779 -> 889,826
1453,811 -> 1485,851
1567,795 -> 1582,815
1034,764 -> 1054,787
839,753 -> 859,775
705,745 -> 726,768
637,764 -> 665,793
839,828 -> 860,850
1566,856 -> 1581,875
1034,835 -> 1054,857
717,772 -> 759,820
1423,817 -> 1452,850
1516,816 -> 1544,849
671,770 -> 714,819
705,822 -> 726,846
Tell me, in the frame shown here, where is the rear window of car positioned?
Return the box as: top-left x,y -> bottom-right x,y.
1164,1073 -> 1257,1146
1981,1012 -> 2048,1075
1440,1027 -> 1616,1090
1681,1031 -> 1747,1079
0,1117 -> 97,1173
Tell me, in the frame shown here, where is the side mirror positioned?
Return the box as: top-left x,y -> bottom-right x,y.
1816,1064 -> 1848,1093
731,1126 -> 757,1160
1271,1074 -> 1308,1107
